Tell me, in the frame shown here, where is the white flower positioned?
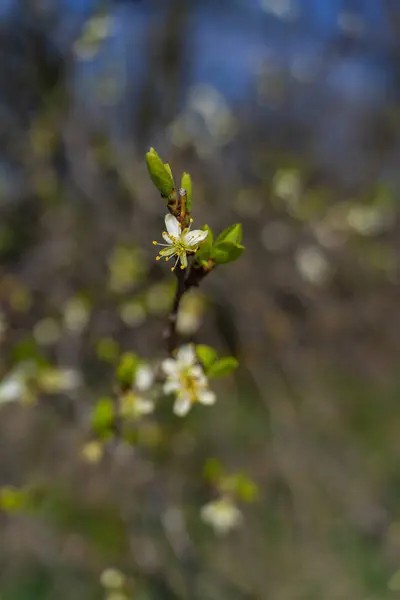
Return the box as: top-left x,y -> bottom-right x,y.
0,361 -> 36,404
201,496 -> 243,535
120,363 -> 155,419
135,364 -> 154,391
153,214 -> 208,271
0,375 -> 25,404
39,367 -> 82,393
161,344 -> 216,416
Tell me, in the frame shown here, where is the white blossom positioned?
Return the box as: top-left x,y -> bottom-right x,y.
120,363 -> 155,419
201,496 -> 243,535
161,345 -> 215,416
0,375 -> 25,404
153,214 -> 208,271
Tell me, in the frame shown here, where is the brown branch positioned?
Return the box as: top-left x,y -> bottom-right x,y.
164,258 -> 215,354
164,266 -> 187,355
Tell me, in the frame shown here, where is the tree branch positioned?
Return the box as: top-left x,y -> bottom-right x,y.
164,266 -> 187,355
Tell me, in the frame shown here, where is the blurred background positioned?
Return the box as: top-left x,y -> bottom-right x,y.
1,0 -> 400,598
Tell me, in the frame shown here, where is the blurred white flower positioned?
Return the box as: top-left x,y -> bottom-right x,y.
295,245 -> 331,285
161,345 -> 215,416
201,496 -> 243,535
100,567 -> 126,589
0,362 -> 37,404
153,214 -> 208,271
176,292 -> 205,335
39,367 -> 82,394
346,205 -> 394,236
0,374 -> 25,404
120,364 -> 154,419
135,364 -> 153,391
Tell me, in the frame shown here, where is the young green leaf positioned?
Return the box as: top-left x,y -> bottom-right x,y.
196,344 -> 218,370
234,474 -> 259,503
203,458 -> 223,483
215,223 -> 242,245
91,397 -> 115,435
145,148 -> 175,197
195,225 -> 213,262
164,163 -> 174,183
207,356 -> 239,378
211,241 -> 245,265
115,352 -> 139,388
180,172 -> 192,212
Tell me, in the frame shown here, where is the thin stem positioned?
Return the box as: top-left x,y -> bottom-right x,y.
164,257 -> 212,354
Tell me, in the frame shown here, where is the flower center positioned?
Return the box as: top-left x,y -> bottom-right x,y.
180,370 -> 199,402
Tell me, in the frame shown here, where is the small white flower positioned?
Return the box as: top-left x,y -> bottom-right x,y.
0,361 -> 36,404
135,364 -> 154,392
201,496 -> 243,535
161,344 -> 216,416
153,214 -> 208,271
0,375 -> 25,404
121,363 -> 155,419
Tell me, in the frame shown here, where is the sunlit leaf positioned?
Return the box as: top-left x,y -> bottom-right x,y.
207,357 -> 238,378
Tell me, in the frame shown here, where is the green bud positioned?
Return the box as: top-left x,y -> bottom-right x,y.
145,148 -> 175,197
180,172 -> 192,212
115,352 -> 139,388
91,397 -> 115,436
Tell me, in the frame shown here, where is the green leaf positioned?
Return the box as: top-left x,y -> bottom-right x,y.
207,356 -> 238,378
0,486 -> 27,512
195,225 -> 213,262
196,344 -> 218,370
203,458 -> 223,483
164,162 -> 174,183
180,172 -> 192,212
96,337 -> 119,363
389,570 -> 400,591
211,241 -> 245,265
145,148 -> 174,197
234,474 -> 259,503
91,397 -> 115,435
215,223 -> 242,245
115,352 -> 139,388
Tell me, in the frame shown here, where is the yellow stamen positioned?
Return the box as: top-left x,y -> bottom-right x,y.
152,241 -> 157,245
180,265 -> 185,270
171,267 -> 175,272
156,256 -> 161,261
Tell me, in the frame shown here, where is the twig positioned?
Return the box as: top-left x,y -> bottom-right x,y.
164,259 -> 213,354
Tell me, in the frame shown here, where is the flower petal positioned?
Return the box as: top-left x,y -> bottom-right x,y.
183,229 -> 208,247
163,379 -> 180,394
160,247 -> 176,257
165,214 -> 181,238
180,252 -> 188,269
161,358 -> 179,375
190,365 -> 204,379
135,397 -> 155,415
0,377 -> 24,403
135,365 -> 153,391
173,395 -> 191,417
176,345 -> 196,367
162,232 -> 173,244
198,389 -> 216,405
